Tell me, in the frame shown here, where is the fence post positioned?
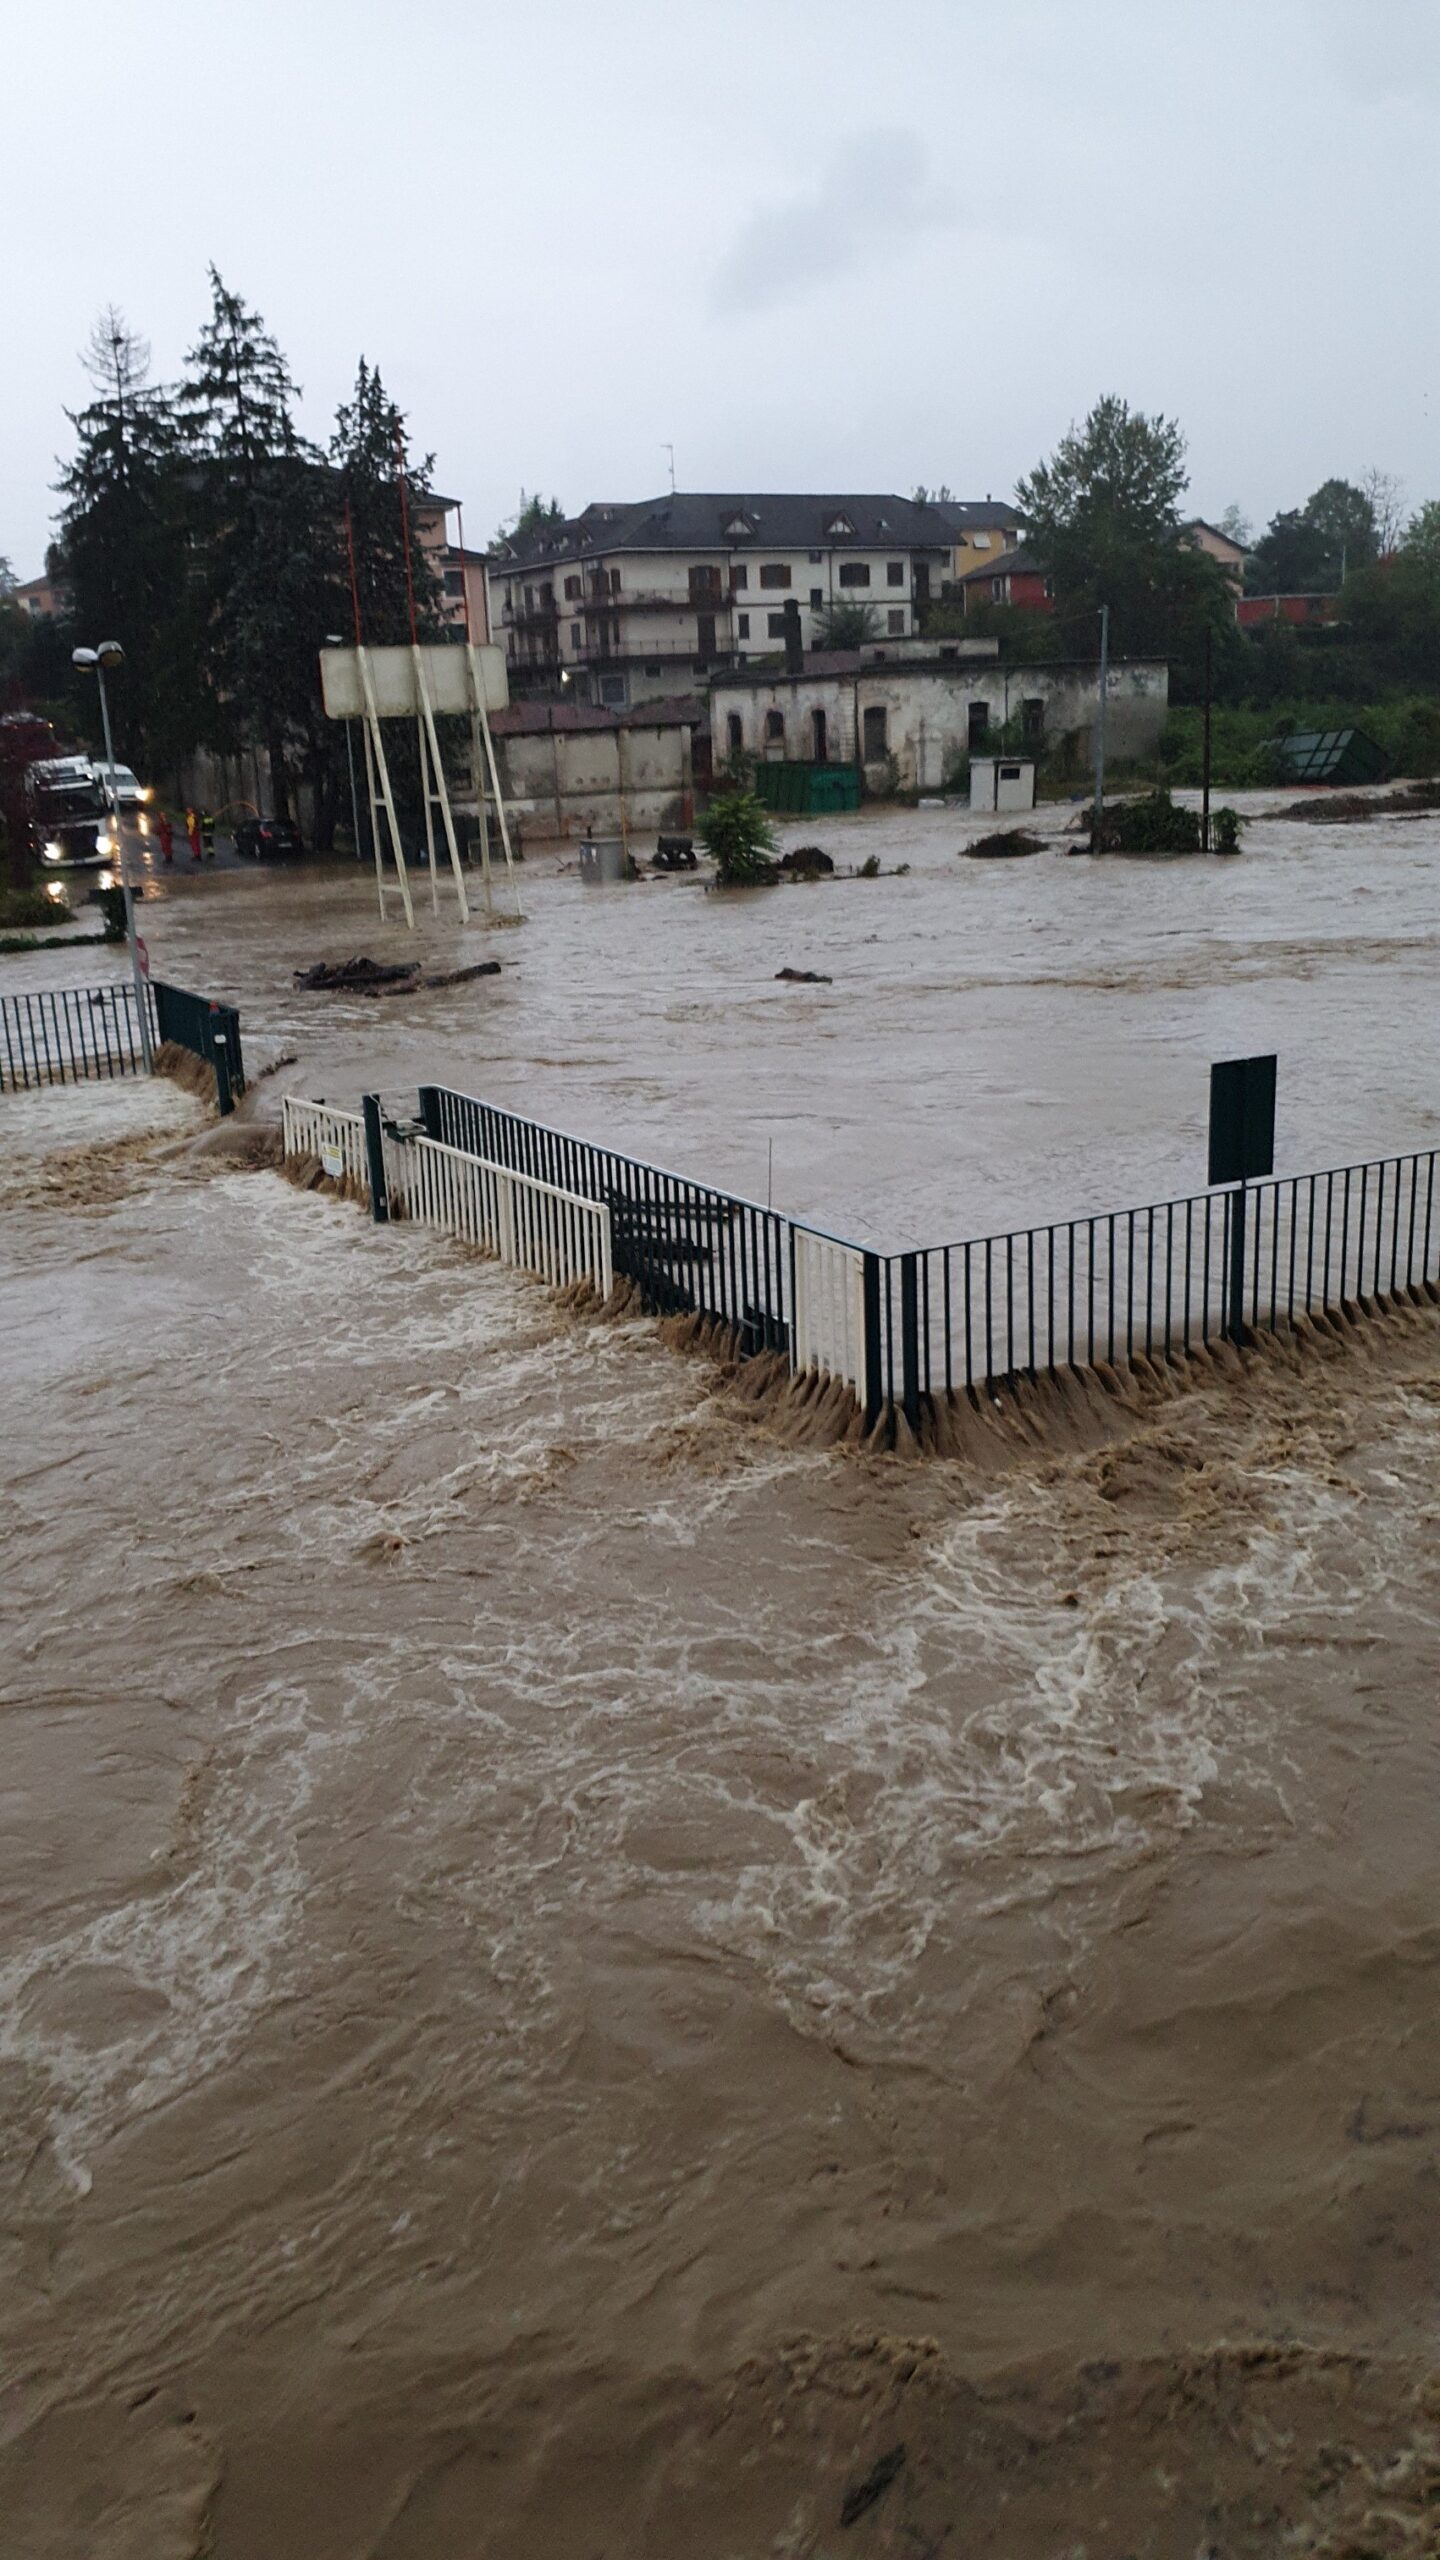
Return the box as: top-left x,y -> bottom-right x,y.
208,1004 -> 234,1116
899,1251 -> 921,1434
417,1085 -> 442,1142
362,1093 -> 389,1223
1226,1181 -> 1248,1344
861,1251 -> 883,1428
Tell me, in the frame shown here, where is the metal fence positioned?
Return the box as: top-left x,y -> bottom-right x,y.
869,1151 -> 1439,1427
152,980 -> 245,1114
419,1084 -> 863,1378
0,977 -> 246,1112
281,1095 -> 614,1301
420,1087 -> 1439,1428
0,983 -> 148,1091
285,1084 -> 1439,1434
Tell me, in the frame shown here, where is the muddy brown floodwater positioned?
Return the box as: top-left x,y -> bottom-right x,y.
3,799 -> 1439,2556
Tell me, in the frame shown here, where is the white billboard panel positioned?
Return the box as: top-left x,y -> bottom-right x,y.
320,643 -> 509,721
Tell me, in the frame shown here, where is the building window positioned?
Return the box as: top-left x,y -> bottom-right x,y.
764,710 -> 785,742
570,622 -> 581,648
645,662 -> 661,676
523,585 -> 534,609
767,612 -> 788,638
884,609 -> 903,634
838,562 -> 871,586
730,565 -> 748,589
886,561 -> 905,586
806,588 -> 822,611
727,713 -> 744,754
811,707 -> 828,760
563,575 -> 581,599
1022,697 -> 1045,744
737,613 -> 750,638
862,705 -> 888,759
444,569 -> 464,595
759,563 -> 791,588
973,533 -> 992,550
992,577 -> 1005,600
968,701 -> 990,750
599,675 -> 626,705
608,568 -> 621,593
540,582 -> 553,607
808,549 -> 823,562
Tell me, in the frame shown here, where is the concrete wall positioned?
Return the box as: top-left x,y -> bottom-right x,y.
494,721 -> 694,839
709,660 -> 1170,790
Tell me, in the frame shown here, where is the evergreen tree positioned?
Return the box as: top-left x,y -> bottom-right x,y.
55,308 -> 199,772
180,269 -> 344,817
331,359 -> 443,645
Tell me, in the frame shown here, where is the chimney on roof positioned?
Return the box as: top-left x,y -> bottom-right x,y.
782,595 -> 804,676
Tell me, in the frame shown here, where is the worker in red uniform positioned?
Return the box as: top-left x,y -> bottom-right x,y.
156,809 -> 175,864
185,805 -> 203,863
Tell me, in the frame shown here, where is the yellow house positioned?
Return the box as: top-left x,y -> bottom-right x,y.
923,496 -> 1025,590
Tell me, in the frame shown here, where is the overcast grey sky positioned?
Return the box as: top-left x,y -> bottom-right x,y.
5,0 -> 1437,574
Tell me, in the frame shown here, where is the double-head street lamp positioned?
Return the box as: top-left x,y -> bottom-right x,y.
72,640 -> 153,1069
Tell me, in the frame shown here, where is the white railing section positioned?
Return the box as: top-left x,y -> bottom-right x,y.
385,1129 -> 613,1298
791,1227 -> 868,1407
282,1096 -> 611,1300
282,1096 -> 370,1193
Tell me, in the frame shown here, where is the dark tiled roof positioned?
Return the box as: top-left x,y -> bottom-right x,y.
489,695 -> 701,735
926,498 -> 1023,534
494,493 -> 954,569
957,544 -> 1046,583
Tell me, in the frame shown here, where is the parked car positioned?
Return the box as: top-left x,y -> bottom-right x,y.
93,761 -> 150,808
234,816 -> 304,860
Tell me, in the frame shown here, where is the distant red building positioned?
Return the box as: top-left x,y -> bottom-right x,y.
1236,592 -> 1339,631
958,544 -> 1055,615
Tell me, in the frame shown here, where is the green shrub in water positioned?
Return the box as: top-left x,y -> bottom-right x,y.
699,790 -> 779,885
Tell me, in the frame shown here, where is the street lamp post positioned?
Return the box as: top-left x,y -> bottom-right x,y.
72,641 -> 152,1068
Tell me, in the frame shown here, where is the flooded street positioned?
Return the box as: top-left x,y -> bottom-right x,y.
3,800 -> 1439,2554
15,790 -> 1440,1241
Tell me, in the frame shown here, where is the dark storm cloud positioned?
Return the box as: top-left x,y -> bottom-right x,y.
710,129 -> 960,317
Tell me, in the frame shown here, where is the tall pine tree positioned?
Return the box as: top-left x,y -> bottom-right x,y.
331,359 -> 444,646
56,309 -> 201,772
180,269 -> 344,817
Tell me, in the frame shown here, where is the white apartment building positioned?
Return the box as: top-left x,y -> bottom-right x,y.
487,492 -> 961,705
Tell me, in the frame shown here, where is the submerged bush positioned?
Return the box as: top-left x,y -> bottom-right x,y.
698,791 -> 778,886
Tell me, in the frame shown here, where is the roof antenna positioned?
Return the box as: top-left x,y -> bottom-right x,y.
663,442 -> 676,494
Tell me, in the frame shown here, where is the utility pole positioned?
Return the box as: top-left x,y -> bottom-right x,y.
1201,621 -> 1214,852
1091,602 -> 1110,851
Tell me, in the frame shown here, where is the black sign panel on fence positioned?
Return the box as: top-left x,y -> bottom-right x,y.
1208,1053 -> 1277,1187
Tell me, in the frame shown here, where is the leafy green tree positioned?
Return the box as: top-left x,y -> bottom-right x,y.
55,308 -> 199,773
1401,499 -> 1440,573
1014,393 -> 1235,677
1248,479 -> 1376,594
813,598 -> 880,649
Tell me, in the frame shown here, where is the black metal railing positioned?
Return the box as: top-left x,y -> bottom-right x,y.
871,1151 -> 1437,1428
421,1085 -> 824,1356
416,1086 -> 1439,1430
0,978 -> 246,1113
0,983 -> 148,1090
152,981 -> 246,1115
